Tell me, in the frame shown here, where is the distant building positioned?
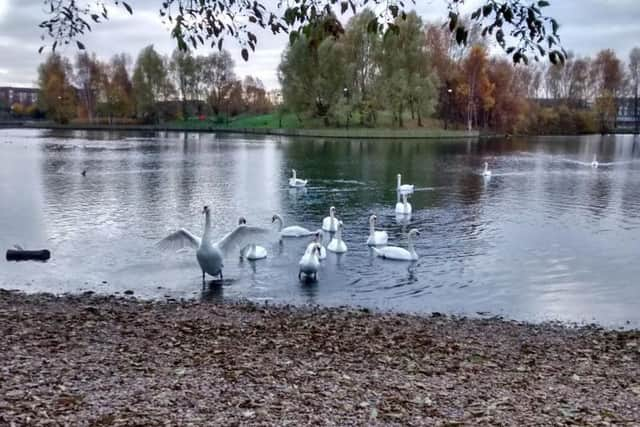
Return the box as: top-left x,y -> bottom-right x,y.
267,89 -> 282,106
0,87 -> 39,109
616,97 -> 639,130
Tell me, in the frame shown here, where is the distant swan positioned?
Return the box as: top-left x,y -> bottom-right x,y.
372,229 -> 420,261
157,206 -> 272,285
289,169 -> 308,187
238,217 -> 267,260
272,214 -> 315,237
367,214 -> 388,246
397,173 -> 414,195
327,221 -> 348,253
591,155 -> 599,168
395,192 -> 412,215
299,243 -> 321,280
307,231 -> 327,260
322,206 -> 339,232
482,162 -> 492,177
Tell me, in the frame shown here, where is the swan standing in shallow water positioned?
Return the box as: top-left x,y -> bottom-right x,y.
237,217 -> 268,260
395,192 -> 412,215
299,243 -> 321,280
482,162 -> 492,177
322,206 -> 339,232
307,231 -> 327,260
367,214 -> 388,246
372,229 -> 420,261
289,169 -> 308,187
396,173 -> 414,195
591,155 -> 599,168
327,221 -> 348,253
272,214 -> 315,237
158,206 -> 272,285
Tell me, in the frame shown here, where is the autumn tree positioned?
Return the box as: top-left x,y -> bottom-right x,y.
629,47 -> 640,132
75,52 -> 105,121
101,53 -> 135,121
591,49 -> 624,130
37,53 -> 77,123
461,45 -> 494,129
169,48 -> 202,118
201,50 -> 236,115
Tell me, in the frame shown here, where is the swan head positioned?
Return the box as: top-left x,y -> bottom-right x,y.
202,205 -> 210,215
369,214 -> 377,225
271,214 -> 282,223
408,228 -> 420,238
337,220 -> 344,230
238,217 -> 247,225
292,169 -> 296,176
484,162 -> 488,169
330,206 -> 336,215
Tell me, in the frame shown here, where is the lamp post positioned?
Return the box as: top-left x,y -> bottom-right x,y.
444,87 -> 453,130
343,87 -> 350,129
57,95 -> 62,124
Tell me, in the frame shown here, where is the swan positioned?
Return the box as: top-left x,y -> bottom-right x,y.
322,206 -> 339,232
395,192 -> 412,215
157,206 -> 273,285
272,214 -> 315,237
397,173 -> 414,195
482,162 -> 492,177
327,221 -> 348,253
289,169 -> 308,187
591,155 -> 599,168
237,217 -> 267,260
372,229 -> 420,261
299,243 -> 321,280
307,231 -> 327,260
367,214 -> 388,246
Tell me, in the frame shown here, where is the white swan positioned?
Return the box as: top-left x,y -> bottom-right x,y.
395,192 -> 412,215
327,221 -> 348,253
322,206 -> 339,232
306,231 -> 327,260
482,162 -> 492,177
372,229 -> 420,261
157,206 -> 273,285
591,155 -> 599,168
272,214 -> 315,237
237,217 -> 267,260
299,243 -> 321,280
366,214 -> 388,246
289,169 -> 308,187
397,173 -> 414,195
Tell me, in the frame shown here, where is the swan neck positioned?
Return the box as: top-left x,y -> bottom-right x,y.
275,215 -> 283,231
369,220 -> 375,236
336,227 -> 342,240
397,174 -> 401,188
292,170 -> 296,179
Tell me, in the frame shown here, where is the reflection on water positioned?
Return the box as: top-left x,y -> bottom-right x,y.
1,129 -> 640,327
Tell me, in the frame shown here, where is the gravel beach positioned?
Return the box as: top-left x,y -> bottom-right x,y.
1,290 -> 639,426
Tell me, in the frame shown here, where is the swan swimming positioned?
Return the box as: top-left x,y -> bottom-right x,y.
395,192 -> 412,215
367,214 -> 388,246
482,162 -> 492,177
372,229 -> 420,261
322,206 -> 339,232
307,231 -> 327,260
157,206 -> 272,285
237,217 -> 268,260
327,221 -> 348,253
299,243 -> 321,280
591,155 -> 599,168
397,173 -> 414,195
272,214 -> 315,237
289,169 -> 308,187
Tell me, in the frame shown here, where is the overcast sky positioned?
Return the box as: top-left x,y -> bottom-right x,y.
0,0 -> 639,89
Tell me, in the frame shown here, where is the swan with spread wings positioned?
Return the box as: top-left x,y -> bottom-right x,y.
157,206 -> 274,285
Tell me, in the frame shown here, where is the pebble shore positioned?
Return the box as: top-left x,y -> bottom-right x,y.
1,290 -> 639,425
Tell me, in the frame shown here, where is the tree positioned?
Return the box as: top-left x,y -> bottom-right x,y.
629,47 -> 640,132
39,0 -> 565,66
75,52 -> 105,121
591,49 -> 624,130
37,53 -> 77,123
201,51 -> 236,115
170,48 -> 202,118
132,45 -> 172,123
101,53 -> 134,121
461,45 -> 494,129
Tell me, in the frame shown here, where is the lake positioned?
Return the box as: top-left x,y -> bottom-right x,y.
1,129 -> 639,327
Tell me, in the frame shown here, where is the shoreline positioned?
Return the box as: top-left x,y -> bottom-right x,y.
1,290 -> 639,424
0,121 -> 481,139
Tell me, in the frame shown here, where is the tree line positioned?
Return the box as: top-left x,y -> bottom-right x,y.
278,10 -> 640,133
34,46 -> 273,124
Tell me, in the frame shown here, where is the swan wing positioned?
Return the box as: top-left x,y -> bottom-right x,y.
217,225 -> 275,258
375,246 -> 411,260
157,228 -> 201,251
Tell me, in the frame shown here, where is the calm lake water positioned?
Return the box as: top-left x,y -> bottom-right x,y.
1,129 -> 639,326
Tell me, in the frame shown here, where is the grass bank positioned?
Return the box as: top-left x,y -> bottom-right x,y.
1,290 -> 638,425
